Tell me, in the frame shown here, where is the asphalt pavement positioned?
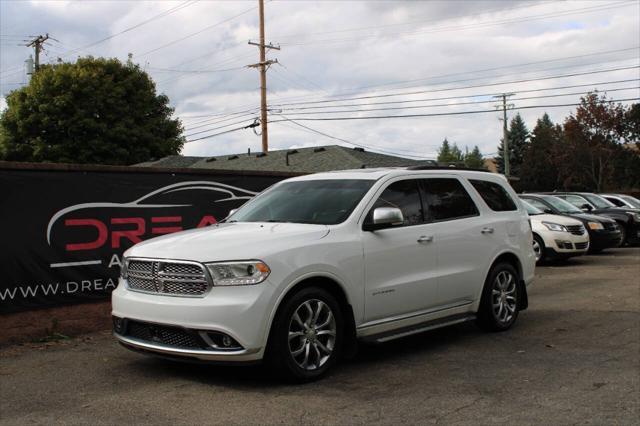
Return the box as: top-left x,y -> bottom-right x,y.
1,248 -> 639,425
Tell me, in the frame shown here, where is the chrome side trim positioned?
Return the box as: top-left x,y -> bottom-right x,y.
357,301 -> 473,338
373,315 -> 475,343
114,333 -> 262,362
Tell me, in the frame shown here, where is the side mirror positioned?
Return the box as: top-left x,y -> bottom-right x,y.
543,208 -> 553,214
580,204 -> 593,212
363,207 -> 404,231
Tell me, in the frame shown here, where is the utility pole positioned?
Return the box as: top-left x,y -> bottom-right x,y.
26,34 -> 50,72
493,93 -> 514,177
247,0 -> 279,154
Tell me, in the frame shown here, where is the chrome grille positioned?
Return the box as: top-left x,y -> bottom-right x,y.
566,225 -> 585,235
126,259 -> 209,297
574,242 -> 589,250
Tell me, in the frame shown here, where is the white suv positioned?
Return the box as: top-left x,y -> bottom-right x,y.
112,168 -> 535,380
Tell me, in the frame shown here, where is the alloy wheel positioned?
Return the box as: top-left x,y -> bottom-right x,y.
491,270 -> 517,324
532,239 -> 542,262
288,299 -> 336,371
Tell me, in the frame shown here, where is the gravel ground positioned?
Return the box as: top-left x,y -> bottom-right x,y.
1,248 -> 639,425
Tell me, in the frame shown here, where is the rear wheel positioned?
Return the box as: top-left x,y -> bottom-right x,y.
532,234 -> 545,264
477,263 -> 520,331
266,286 -> 343,382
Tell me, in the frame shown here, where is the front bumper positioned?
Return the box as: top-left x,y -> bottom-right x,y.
589,229 -> 623,250
111,277 -> 278,362
115,333 -> 261,363
542,230 -> 589,256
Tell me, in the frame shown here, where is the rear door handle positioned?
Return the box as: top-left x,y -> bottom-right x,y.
417,235 -> 434,243
481,227 -> 495,234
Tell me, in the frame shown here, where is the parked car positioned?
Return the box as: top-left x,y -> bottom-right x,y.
519,194 -> 622,253
520,199 -> 589,263
600,194 -> 640,209
546,192 -> 640,246
112,168 -> 535,381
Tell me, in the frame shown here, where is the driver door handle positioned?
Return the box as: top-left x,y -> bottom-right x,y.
417,235 -> 434,244
481,227 -> 495,234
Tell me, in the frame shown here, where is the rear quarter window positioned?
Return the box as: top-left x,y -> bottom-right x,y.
470,179 -> 517,211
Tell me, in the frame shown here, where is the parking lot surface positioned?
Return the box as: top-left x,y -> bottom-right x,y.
1,248 -> 639,425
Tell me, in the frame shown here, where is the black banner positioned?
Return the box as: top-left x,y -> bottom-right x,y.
0,165 -> 289,314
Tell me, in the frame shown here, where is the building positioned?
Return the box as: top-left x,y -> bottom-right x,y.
136,145 -> 437,173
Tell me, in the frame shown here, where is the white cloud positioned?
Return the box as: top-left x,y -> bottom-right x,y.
1,0 -> 638,160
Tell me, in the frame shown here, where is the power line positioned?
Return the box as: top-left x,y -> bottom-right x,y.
268,97 -> 640,123
271,86 -> 640,115
269,65 -> 640,107
183,117 -> 259,138
47,0 -> 200,63
280,1 -> 637,47
185,121 -> 259,143
270,79 -> 640,112
137,4 -> 257,58
273,116 -> 436,159
255,47 -> 640,108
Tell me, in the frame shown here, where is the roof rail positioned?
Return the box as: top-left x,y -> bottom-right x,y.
406,165 -> 491,172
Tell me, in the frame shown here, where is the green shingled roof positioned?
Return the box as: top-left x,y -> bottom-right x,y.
136,145 -> 435,173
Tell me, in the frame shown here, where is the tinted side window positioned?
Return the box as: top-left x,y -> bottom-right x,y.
470,179 -> 517,211
606,197 -> 625,207
422,178 -> 478,221
370,179 -> 424,226
564,195 -> 589,208
524,198 -> 550,211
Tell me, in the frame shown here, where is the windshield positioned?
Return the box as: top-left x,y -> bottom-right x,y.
229,179 -> 375,225
583,194 -> 616,208
520,199 -> 543,215
621,195 -> 640,208
543,195 -> 582,213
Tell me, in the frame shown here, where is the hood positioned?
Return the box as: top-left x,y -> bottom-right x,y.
530,214 -> 582,226
125,222 -> 330,262
566,212 -> 616,223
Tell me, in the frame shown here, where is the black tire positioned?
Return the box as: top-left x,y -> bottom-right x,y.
532,234 -> 546,264
476,262 -> 520,332
617,223 -> 627,247
266,286 -> 343,382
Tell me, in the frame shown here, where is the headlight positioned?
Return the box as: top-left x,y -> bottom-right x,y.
542,222 -> 567,232
587,222 -> 604,230
120,257 -> 129,279
205,261 -> 270,286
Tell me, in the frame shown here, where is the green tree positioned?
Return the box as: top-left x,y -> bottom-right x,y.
437,138 -> 452,162
437,138 -> 464,163
463,145 -> 486,169
519,114 -> 563,191
496,113 -> 529,176
0,56 -> 184,165
450,143 -> 464,163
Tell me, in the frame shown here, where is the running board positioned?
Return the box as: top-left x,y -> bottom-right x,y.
360,314 -> 476,344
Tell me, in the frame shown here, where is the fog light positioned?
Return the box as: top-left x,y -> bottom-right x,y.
201,331 -> 243,350
112,316 -> 124,334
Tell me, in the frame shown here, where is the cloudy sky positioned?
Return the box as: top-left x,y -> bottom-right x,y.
1,0 -> 639,160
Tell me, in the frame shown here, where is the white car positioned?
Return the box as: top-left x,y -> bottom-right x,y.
520,199 -> 589,263
112,168 -> 535,380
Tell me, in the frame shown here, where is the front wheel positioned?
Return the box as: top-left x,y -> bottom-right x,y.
476,263 -> 520,331
532,234 -> 545,264
617,223 -> 627,247
266,286 -> 343,382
